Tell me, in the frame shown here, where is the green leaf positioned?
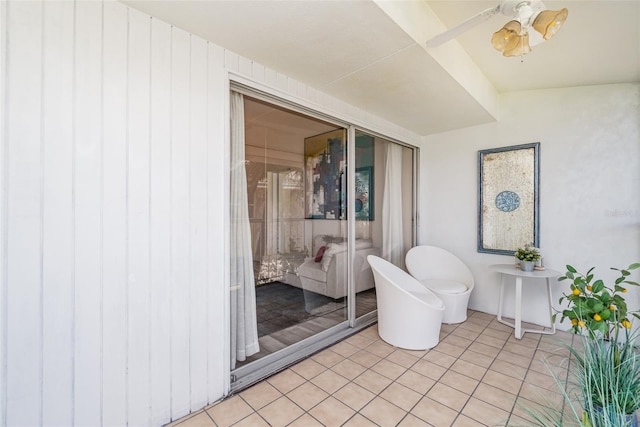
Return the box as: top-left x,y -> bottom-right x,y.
585,274 -> 594,283
566,272 -> 575,280
566,265 -> 577,273
628,262 -> 640,270
621,269 -> 630,276
591,279 -> 604,293
558,276 -> 567,282
623,280 -> 640,287
615,276 -> 625,285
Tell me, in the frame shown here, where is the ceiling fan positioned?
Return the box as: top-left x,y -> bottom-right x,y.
426,0 -> 568,57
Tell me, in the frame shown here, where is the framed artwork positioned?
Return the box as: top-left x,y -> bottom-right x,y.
478,143 -> 540,255
305,129 -> 346,219
354,167 -> 374,221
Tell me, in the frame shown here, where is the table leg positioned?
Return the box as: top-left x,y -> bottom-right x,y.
515,276 -> 523,339
497,274 -> 505,322
546,278 -> 556,334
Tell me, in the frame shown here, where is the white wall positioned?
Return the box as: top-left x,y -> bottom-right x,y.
0,1 -> 420,425
420,83 -> 640,329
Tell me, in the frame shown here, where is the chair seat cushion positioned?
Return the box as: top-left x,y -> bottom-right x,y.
421,279 -> 467,295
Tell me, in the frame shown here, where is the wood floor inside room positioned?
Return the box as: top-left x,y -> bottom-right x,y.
236,282 -> 377,368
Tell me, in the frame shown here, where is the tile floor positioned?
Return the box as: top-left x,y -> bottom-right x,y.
167,310 -> 580,427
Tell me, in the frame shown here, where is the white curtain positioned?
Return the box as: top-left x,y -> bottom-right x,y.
382,143 -> 405,267
230,92 -> 260,369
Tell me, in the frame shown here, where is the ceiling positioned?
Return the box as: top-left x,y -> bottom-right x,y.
124,0 -> 640,136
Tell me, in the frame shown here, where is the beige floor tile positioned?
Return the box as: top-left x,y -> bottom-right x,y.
360,396 -> 407,427
332,340 -> 361,358
312,348 -> 344,367
206,396 -> 255,427
488,359 -> 527,381
481,327 -> 511,341
371,358 -> 406,380
458,322 -> 485,333
290,357 -> 327,380
472,383 -> 517,412
503,342 -> 536,358
461,397 -> 510,426
411,396 -> 459,427
452,327 -> 481,341
426,382 -> 470,412
353,369 -> 393,394
345,333 -> 377,349
364,340 -> 396,358
331,358 -> 367,380
482,370 -> 523,395
286,413 -> 324,427
397,413 -> 431,426
475,333 -> 508,349
308,396 -> 356,426
379,382 -> 422,411
442,334 -> 474,349
451,414 -> 487,427
467,342 -> 501,358
459,349 -> 494,369
450,359 -> 487,381
333,382 -> 376,411
387,349 -> 420,368
257,396 -> 304,427
518,382 -> 565,407
410,359 -> 447,381
239,381 -> 282,410
494,349 -> 532,369
524,369 -> 559,391
342,413 -> 379,426
310,369 -> 350,394
286,381 -> 329,411
423,349 -> 458,367
171,411 -> 215,427
266,369 -> 306,394
350,349 -> 382,368
396,370 -> 436,395
231,412 -> 270,427
439,369 -> 480,395
431,342 -> 465,358
508,335 -> 540,349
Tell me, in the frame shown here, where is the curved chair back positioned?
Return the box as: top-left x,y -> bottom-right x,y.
405,246 -> 474,288
368,255 -> 444,350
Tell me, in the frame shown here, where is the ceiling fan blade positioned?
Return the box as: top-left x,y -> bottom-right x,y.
426,5 -> 500,48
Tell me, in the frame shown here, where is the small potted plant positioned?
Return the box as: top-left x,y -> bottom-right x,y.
514,243 -> 541,272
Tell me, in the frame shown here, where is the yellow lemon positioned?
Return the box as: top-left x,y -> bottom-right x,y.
609,305 -> 616,311
621,288 -> 628,293
587,285 -> 592,291
622,320 -> 631,329
572,288 -> 581,296
571,319 -> 578,326
593,314 -> 602,321
578,321 -> 586,327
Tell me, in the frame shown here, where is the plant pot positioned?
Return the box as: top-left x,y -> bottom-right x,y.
520,260 -> 535,272
590,404 -> 638,427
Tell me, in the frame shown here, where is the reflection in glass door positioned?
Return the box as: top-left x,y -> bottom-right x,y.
232,94 -> 348,372
352,130 -> 415,321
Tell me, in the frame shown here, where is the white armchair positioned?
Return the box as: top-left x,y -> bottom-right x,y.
368,255 -> 444,350
405,246 -> 474,324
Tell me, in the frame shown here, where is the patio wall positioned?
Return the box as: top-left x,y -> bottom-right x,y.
421,83 -> 640,331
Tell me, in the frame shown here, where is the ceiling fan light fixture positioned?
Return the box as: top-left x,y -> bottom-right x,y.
503,32 -> 531,56
491,20 -> 522,51
532,7 -> 568,39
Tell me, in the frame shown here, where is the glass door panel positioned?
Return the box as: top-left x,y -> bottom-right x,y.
353,130 -> 415,320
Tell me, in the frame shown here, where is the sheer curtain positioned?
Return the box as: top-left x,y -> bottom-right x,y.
230,92 -> 259,369
382,142 -> 404,267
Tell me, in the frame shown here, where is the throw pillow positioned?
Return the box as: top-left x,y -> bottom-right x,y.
314,246 -> 327,262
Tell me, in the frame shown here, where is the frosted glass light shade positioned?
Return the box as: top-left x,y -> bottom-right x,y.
491,20 -> 522,51
503,32 -> 531,56
533,8 -> 568,39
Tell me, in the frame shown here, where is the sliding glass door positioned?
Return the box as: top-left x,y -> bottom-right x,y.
229,89 -> 417,390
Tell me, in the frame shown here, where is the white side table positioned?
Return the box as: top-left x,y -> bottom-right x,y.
490,264 -> 561,339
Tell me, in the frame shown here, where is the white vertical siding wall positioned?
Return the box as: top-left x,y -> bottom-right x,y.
1,1 -> 227,425
0,1 -> 419,426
